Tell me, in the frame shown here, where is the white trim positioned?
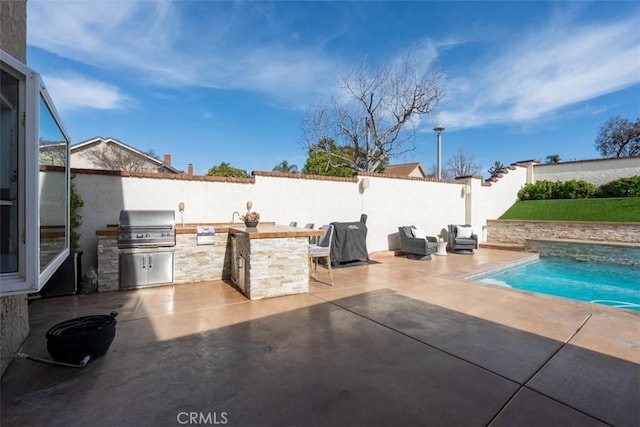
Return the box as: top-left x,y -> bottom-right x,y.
37,81 -> 71,287
0,50 -> 38,293
0,49 -> 70,295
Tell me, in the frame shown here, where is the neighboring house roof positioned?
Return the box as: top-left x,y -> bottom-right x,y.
70,137 -> 182,174
383,162 -> 428,178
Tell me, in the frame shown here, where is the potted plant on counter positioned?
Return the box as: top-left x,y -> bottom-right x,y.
241,211 -> 260,227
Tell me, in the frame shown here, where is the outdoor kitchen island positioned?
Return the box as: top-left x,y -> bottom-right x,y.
96,223 -> 322,300
228,225 -> 324,300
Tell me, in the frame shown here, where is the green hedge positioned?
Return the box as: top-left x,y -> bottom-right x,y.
518,180 -> 597,200
597,176 -> 640,198
518,176 -> 640,200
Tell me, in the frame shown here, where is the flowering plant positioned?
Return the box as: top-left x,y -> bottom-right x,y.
241,211 -> 260,221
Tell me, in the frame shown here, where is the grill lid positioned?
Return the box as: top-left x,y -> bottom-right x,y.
119,210 -> 175,230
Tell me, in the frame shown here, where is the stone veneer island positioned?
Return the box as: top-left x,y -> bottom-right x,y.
96,223 -> 323,300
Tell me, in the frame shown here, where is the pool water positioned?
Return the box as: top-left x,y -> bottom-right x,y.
474,258 -> 640,311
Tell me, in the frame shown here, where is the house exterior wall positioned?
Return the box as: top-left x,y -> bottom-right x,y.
0,1 -> 26,60
0,0 -> 29,377
71,143 -> 163,173
533,157 -> 640,186
408,169 -> 424,178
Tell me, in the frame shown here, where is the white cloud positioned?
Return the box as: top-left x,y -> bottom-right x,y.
27,0 -> 338,106
28,1 -> 639,126
439,16 -> 640,130
43,75 -> 131,112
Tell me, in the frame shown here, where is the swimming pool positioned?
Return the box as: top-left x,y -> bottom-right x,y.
473,258 -> 640,311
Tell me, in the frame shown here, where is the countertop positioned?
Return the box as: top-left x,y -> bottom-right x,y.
96,223 -> 324,239
228,224 -> 323,240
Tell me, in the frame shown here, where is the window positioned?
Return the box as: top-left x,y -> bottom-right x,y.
1,50 -> 70,295
1,68 -> 21,275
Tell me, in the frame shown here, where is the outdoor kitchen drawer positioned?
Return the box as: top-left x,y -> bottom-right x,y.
119,252 -> 174,289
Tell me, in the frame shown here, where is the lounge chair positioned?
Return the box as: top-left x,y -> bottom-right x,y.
447,224 -> 478,254
398,226 -> 437,260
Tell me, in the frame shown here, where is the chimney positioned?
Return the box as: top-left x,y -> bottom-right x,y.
188,164 -> 193,176
164,153 -> 171,165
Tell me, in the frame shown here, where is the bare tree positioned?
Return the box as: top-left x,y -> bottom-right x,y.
80,146 -> 161,172
445,147 -> 482,178
39,141 -> 67,166
425,164 -> 436,178
302,56 -> 444,172
594,116 -> 640,158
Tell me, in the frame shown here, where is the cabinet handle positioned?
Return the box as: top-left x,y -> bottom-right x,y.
148,255 -> 153,268
142,257 -> 146,268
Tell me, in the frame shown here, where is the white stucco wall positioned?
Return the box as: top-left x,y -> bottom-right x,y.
38,170 -> 66,226
356,174 -> 466,250
74,171 -> 471,275
470,165 -> 530,241
533,157 -> 640,185
73,156 -> 640,277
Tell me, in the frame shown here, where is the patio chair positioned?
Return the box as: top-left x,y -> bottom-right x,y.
308,225 -> 335,285
397,226 -> 437,260
447,224 -> 478,254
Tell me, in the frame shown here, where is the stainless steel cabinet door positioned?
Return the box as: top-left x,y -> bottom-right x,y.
119,253 -> 147,288
120,252 -> 174,288
146,252 -> 174,285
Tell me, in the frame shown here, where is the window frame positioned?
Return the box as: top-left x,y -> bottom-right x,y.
0,49 -> 70,295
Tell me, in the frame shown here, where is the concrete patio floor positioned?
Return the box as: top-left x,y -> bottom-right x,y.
1,249 -> 639,426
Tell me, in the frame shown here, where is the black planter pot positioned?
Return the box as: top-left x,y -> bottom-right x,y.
46,312 -> 118,364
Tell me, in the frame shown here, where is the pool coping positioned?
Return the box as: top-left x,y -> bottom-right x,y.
527,237 -> 640,249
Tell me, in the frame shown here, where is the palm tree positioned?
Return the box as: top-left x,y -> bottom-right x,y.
545,154 -> 561,164
272,160 -> 298,173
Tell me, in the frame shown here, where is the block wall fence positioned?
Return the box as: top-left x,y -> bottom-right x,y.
72,157 -> 640,277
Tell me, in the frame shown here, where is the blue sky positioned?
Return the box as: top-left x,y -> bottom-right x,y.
27,1 -> 640,177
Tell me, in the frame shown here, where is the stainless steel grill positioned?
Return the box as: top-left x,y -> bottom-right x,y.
118,210 -> 176,249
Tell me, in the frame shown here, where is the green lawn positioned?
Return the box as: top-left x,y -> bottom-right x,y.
499,197 -> 640,222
